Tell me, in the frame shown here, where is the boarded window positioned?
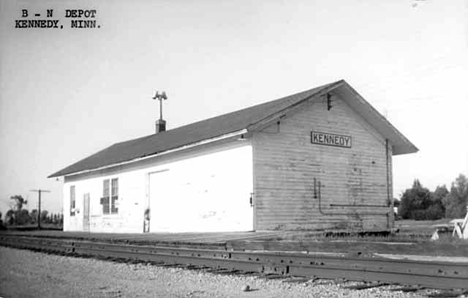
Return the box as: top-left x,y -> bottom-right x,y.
102,178 -> 118,215
70,185 -> 76,216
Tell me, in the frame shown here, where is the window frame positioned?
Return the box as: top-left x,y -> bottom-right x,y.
102,178 -> 119,215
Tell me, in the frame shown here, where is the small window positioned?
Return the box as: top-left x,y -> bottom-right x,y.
70,185 -> 76,216
102,178 -> 118,215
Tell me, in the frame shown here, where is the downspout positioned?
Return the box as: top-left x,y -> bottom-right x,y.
386,138 -> 393,229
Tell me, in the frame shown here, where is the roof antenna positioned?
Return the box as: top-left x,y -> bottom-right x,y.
152,91 -> 168,133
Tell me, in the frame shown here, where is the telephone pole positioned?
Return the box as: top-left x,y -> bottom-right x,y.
30,189 -> 51,229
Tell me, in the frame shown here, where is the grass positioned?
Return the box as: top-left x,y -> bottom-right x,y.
249,219 -> 468,257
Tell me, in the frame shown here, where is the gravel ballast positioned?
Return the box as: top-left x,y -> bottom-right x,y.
0,246 -> 441,297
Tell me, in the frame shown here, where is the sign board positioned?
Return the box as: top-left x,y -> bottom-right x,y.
311,131 -> 352,148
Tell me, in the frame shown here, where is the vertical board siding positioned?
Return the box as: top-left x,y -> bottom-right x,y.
253,95 -> 392,231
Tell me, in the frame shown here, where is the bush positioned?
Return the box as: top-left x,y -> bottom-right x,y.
410,204 -> 444,220
398,180 -> 445,220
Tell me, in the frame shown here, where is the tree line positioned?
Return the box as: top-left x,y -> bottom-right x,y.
0,195 -> 63,227
397,174 -> 467,220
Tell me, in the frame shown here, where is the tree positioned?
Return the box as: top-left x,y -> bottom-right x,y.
398,180 -> 444,220
443,174 -> 468,218
10,195 -> 27,211
0,211 -> 4,230
6,195 -> 31,225
30,209 -> 38,224
433,185 -> 449,203
398,180 -> 430,219
15,209 -> 31,225
428,185 -> 448,218
5,210 -> 14,225
40,210 -> 48,223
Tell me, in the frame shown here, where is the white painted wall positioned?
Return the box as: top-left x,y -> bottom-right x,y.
63,139 -> 253,233
63,172 -> 143,233
149,144 -> 253,232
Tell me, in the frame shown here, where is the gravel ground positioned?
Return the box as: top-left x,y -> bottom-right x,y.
0,246 -> 443,298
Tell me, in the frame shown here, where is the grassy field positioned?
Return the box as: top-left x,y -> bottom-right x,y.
238,219 -> 468,257
395,219 -> 451,234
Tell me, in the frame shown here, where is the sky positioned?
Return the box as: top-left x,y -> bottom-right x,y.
0,0 -> 467,215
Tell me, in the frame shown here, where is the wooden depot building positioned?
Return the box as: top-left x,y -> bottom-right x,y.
49,80 -> 418,233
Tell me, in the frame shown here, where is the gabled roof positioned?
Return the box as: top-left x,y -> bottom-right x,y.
49,80 -> 417,178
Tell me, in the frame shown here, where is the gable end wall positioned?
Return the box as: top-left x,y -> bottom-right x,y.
252,94 -> 393,231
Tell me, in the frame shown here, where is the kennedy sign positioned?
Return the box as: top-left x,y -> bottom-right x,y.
311,131 -> 352,148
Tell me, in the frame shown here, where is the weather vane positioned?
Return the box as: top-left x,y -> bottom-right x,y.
152,91 -> 168,120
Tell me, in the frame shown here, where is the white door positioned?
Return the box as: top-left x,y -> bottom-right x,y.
149,146 -> 253,232
83,193 -> 90,232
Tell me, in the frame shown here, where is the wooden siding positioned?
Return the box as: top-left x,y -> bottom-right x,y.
252,94 -> 393,231
63,139 -> 253,233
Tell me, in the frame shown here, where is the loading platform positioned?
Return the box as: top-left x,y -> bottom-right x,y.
0,230 -> 305,250
1,229 -> 468,260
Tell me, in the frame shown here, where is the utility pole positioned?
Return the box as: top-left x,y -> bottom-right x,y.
30,189 -> 51,229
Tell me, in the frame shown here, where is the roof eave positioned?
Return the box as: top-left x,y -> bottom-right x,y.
48,128 -> 249,178
335,82 -> 418,156
393,143 -> 419,155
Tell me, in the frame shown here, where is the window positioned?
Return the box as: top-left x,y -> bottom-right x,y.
102,178 -> 118,214
111,178 -> 119,214
102,179 -> 109,214
70,185 -> 76,216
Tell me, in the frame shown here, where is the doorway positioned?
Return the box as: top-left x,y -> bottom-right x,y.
83,193 -> 90,232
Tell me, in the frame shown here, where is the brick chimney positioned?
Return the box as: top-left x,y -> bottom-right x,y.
152,90 -> 168,134
155,119 -> 166,133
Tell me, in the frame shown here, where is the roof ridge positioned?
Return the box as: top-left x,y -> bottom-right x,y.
113,80 -> 344,146
54,79 -> 412,178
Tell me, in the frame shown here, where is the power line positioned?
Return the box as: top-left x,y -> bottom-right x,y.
30,189 -> 50,229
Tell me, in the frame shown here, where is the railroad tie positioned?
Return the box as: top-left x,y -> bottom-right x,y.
343,282 -> 388,290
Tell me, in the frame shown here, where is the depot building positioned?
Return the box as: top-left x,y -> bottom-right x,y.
49,80 -> 417,233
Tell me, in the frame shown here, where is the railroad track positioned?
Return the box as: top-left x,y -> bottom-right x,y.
0,234 -> 467,291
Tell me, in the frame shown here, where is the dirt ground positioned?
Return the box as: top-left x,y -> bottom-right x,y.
0,246 -> 443,298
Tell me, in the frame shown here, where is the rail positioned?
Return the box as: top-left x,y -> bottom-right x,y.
0,234 -> 467,290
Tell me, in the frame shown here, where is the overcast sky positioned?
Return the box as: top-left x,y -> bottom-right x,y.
1,0 -> 467,215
